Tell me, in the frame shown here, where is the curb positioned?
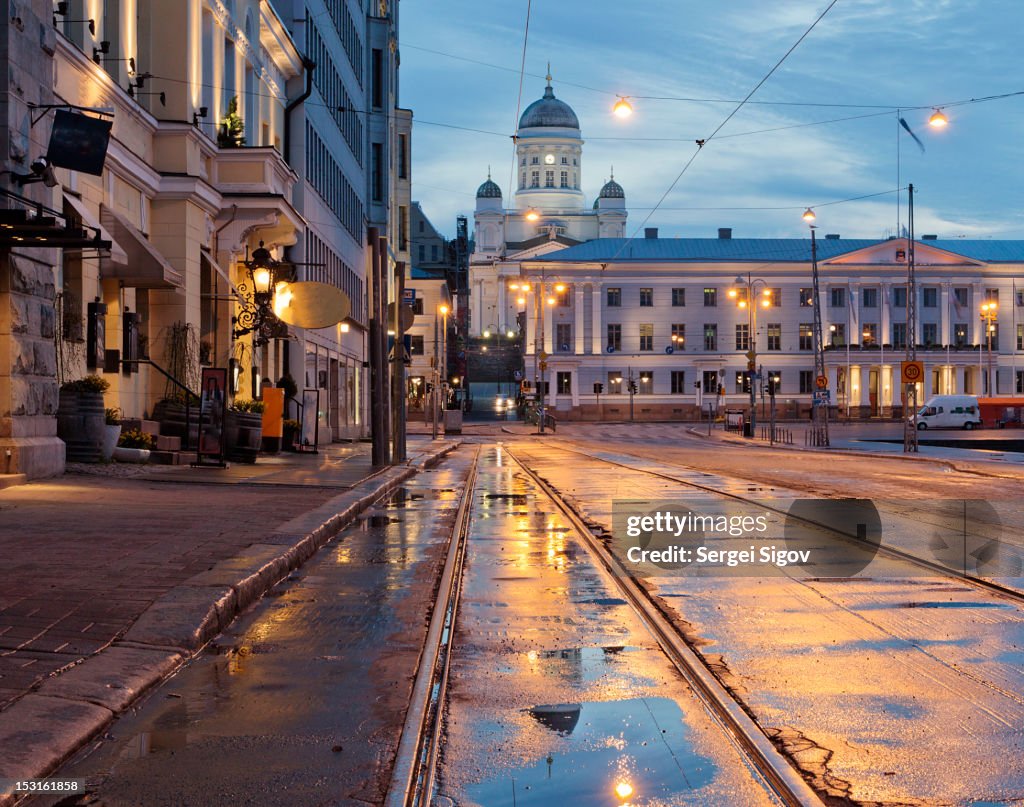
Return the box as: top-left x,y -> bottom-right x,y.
0,442 -> 459,804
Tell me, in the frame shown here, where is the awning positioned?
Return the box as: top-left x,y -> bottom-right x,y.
99,204 -> 183,289
200,246 -> 241,297
63,193 -> 128,264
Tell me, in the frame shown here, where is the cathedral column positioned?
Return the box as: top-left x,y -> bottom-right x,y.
574,286 -> 584,355
497,278 -> 507,332
591,282 -> 603,354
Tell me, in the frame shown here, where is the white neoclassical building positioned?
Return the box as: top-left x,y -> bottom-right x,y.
519,232 -> 1024,421
469,77 -> 626,336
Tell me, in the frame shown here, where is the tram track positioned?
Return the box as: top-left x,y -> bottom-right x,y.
535,441 -> 1024,607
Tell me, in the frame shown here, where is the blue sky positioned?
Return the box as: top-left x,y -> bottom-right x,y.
399,0 -> 1023,242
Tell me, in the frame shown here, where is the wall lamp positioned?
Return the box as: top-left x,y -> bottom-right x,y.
3,157 -> 59,188
92,42 -> 136,76
192,106 -> 209,126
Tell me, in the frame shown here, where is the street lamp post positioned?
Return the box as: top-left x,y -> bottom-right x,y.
728,275 -> 771,436
509,276 -> 561,433
980,301 -> 998,395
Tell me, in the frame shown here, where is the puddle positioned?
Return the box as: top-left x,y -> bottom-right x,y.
485,493 -> 530,504
457,698 -> 718,806
365,514 -> 402,527
523,647 -> 642,686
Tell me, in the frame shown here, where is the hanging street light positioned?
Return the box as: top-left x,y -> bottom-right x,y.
928,108 -> 949,128
612,96 -> 633,118
802,207 -> 817,222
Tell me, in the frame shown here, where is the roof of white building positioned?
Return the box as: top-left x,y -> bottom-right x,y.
518,82 -> 580,130
537,238 -> 1024,264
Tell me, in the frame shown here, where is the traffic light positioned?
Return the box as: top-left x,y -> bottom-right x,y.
593,382 -> 604,394
767,376 -> 778,395
694,380 -> 701,391
629,381 -> 638,394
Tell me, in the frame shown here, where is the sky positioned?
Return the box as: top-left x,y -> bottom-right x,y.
398,0 -> 1024,242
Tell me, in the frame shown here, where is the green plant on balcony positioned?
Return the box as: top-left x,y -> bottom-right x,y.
218,96 -> 245,148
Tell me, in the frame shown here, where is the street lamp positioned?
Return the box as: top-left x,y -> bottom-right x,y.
729,274 -> 771,436
509,276 -> 561,433
612,96 -> 633,118
233,241 -> 290,347
431,302 -> 450,439
928,108 -> 949,128
980,301 -> 998,395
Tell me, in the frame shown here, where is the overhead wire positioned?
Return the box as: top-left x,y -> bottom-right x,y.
508,0 -> 533,200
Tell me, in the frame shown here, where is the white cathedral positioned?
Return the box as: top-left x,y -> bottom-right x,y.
469,77 -> 626,336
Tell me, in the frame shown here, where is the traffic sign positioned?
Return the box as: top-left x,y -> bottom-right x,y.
747,361 -> 756,371
539,360 -> 548,371
745,350 -> 756,361
665,345 -> 674,355
539,351 -> 549,360
901,360 -> 924,384
815,374 -> 828,389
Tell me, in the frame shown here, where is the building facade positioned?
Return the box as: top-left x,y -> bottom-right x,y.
519,233 -> 1024,421
1,0 -> 408,479
468,77 -> 626,338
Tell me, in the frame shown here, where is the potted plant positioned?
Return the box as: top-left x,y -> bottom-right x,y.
102,408 -> 122,461
114,428 -> 155,463
218,96 -> 245,148
57,374 -> 110,463
225,399 -> 264,463
282,419 -> 301,451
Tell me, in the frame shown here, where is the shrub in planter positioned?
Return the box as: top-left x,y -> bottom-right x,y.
225,400 -> 264,462
118,429 -> 156,450
57,375 -> 111,462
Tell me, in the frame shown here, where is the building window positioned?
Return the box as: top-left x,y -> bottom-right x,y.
735,371 -> 751,394
371,48 -> 384,108
767,371 -> 782,393
639,287 -> 653,307
639,323 -> 654,351
987,322 -> 999,350
831,287 -> 846,308
398,134 -> 408,179
799,288 -> 813,307
922,322 -> 938,346
830,323 -> 846,346
704,324 -> 717,351
545,170 -> 554,188
892,322 -> 907,349
409,335 -> 424,355
638,371 -> 653,394
1018,371 -> 1024,394
1017,290 -> 1024,307
411,297 -> 424,315
799,370 -> 814,394
556,323 -> 572,352
955,323 -> 968,347
766,288 -> 782,307
862,288 -> 878,308
557,372 -> 572,395
893,286 -> 907,308
1018,324 -> 1024,351
799,323 -> 813,350
398,205 -> 408,251
923,287 -> 938,308
862,323 -> 878,345
531,171 -> 539,188
672,288 -> 685,307
521,172 -> 526,188
767,323 -> 781,351
607,324 -> 622,351
521,157 -> 526,166
607,287 -> 621,307
704,287 -> 717,307
560,170 -> 568,188
557,288 -> 571,307
561,156 -> 569,165
986,288 -> 999,303
735,323 -> 750,351
608,371 -> 623,391
531,156 -> 539,165
671,370 -> 686,394
371,142 -> 383,201
703,370 -> 720,396
431,245 -> 438,262
671,323 -> 685,350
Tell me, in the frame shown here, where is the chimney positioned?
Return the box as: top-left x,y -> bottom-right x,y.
922,234 -> 938,240
644,227 -> 658,239
718,227 -> 732,239
825,233 -> 840,240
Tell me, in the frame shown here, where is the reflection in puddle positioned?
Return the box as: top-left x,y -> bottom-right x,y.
524,646 -> 639,686
457,698 -> 717,806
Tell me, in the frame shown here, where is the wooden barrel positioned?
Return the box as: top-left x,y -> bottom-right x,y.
225,411 -> 263,463
57,389 -> 104,463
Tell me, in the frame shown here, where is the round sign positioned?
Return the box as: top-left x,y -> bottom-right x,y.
665,345 -> 675,355
815,374 -> 828,389
902,360 -> 924,383
275,282 -> 351,329
606,345 -> 616,353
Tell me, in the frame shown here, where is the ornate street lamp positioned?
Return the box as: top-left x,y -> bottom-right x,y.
233,241 -> 291,347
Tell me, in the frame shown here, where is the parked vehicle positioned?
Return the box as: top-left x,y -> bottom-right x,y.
916,395 -> 982,430
977,397 -> 1024,428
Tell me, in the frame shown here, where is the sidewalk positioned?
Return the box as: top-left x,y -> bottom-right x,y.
0,437 -> 457,802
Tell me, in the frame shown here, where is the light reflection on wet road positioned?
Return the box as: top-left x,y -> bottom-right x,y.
33,457 -> 473,807
436,445 -> 776,806
509,440 -> 1024,805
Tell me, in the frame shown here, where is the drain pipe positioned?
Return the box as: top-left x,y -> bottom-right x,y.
284,51 -> 317,168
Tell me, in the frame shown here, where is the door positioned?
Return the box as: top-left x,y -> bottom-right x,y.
868,369 -> 879,415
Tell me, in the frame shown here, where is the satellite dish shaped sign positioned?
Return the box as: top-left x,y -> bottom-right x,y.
274,282 -> 351,329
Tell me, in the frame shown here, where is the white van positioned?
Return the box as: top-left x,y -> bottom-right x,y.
916,395 -> 981,430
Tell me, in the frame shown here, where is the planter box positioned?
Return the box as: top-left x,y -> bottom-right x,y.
57,389 -> 105,463
112,447 -> 151,463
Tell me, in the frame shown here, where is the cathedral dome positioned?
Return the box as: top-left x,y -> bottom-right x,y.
518,83 -> 580,130
476,177 -> 502,198
598,178 -> 624,198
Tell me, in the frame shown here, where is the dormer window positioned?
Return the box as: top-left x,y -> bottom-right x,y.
531,156 -> 539,165
561,156 -> 568,165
